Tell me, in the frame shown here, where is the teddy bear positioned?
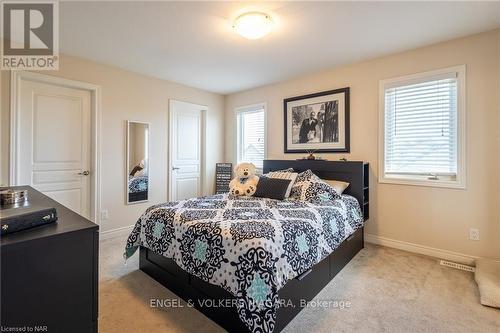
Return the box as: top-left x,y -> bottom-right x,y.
229,162 -> 259,196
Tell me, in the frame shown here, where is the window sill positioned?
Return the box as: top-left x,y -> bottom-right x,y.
379,175 -> 466,190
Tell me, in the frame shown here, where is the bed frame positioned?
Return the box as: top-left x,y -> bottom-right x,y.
139,160 -> 369,332
128,190 -> 148,202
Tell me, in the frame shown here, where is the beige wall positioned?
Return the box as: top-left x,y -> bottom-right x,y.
1,70 -> 9,186
225,30 -> 500,260
0,55 -> 225,233
498,31 -> 500,229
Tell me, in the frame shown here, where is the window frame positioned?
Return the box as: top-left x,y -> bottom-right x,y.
378,65 -> 466,189
234,102 -> 267,173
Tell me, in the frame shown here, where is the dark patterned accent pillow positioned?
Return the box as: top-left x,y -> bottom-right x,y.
253,176 -> 291,200
290,169 -> 341,202
289,169 -> 314,199
289,183 -> 303,199
303,181 -> 340,204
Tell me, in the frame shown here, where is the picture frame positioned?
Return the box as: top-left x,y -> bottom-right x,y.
284,87 -> 350,153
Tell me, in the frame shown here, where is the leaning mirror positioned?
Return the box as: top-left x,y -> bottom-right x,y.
126,121 -> 149,204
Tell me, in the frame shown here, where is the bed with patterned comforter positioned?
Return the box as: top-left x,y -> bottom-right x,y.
128,175 -> 148,193
124,193 -> 363,333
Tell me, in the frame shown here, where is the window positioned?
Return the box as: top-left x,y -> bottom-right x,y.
379,66 -> 466,188
236,103 -> 266,172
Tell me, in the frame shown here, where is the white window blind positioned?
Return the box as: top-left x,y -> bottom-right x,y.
384,72 -> 459,178
236,106 -> 265,171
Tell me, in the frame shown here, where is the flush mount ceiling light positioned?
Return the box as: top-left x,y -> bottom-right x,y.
233,12 -> 274,40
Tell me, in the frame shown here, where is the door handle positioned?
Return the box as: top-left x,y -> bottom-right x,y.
78,170 -> 90,176
172,167 -> 180,171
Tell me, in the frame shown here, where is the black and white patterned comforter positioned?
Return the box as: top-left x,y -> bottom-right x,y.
124,194 -> 363,333
128,175 -> 148,193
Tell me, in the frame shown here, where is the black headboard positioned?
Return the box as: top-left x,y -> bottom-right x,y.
263,160 -> 369,220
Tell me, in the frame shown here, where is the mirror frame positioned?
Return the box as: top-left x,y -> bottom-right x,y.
126,120 -> 150,205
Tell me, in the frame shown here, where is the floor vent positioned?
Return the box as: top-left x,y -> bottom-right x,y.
440,260 -> 475,272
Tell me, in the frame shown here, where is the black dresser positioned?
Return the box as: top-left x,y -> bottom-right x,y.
1,186 -> 98,333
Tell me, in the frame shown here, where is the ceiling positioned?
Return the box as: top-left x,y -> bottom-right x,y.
60,1 -> 500,94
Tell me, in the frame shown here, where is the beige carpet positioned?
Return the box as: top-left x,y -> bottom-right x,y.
99,237 -> 500,333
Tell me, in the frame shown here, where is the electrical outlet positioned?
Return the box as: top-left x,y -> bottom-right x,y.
101,210 -> 109,221
469,228 -> 479,241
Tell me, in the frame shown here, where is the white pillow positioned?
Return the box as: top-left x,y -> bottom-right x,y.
324,180 -> 350,194
265,171 -> 298,198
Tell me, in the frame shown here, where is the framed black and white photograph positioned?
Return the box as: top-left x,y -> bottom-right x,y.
284,87 -> 350,153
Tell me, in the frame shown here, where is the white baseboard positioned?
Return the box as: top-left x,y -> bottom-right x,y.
99,225 -> 134,241
364,233 -> 478,266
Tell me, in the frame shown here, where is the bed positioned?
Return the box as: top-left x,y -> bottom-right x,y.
125,160 -> 369,333
128,174 -> 148,202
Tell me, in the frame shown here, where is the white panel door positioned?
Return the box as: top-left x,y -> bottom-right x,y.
18,79 -> 91,218
169,100 -> 204,201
